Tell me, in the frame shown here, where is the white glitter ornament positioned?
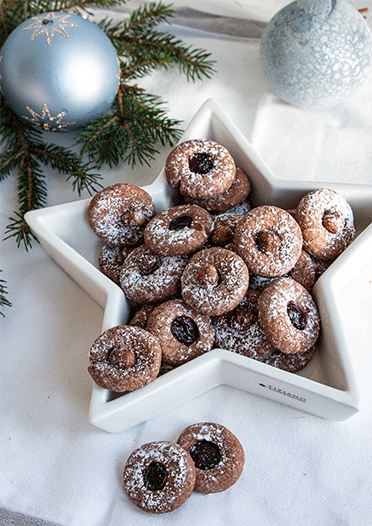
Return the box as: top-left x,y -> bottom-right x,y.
259,0 -> 372,109
0,12 -> 120,130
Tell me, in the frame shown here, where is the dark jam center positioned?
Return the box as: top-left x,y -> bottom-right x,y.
171,315 -> 200,346
189,153 -> 214,174
287,302 -> 306,330
169,215 -> 193,231
42,19 -> 53,25
144,461 -> 168,491
190,440 -> 221,470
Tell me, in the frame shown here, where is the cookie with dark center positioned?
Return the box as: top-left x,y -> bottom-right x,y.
258,277 -> 320,354
164,139 -> 236,199
87,183 -> 156,246
181,247 -> 249,316
88,325 -> 162,392
144,204 -> 213,256
119,245 -> 187,304
234,205 -> 303,277
295,188 -> 355,261
177,422 -> 245,494
146,299 -> 214,366
123,441 -> 196,514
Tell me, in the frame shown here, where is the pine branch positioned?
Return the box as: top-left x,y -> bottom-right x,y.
98,3 -> 215,81
0,270 -> 12,317
1,95 -> 102,247
30,142 -> 103,195
0,0 -> 216,251
76,83 -> 183,167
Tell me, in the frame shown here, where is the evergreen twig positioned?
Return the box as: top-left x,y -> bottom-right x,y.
0,0 -> 215,252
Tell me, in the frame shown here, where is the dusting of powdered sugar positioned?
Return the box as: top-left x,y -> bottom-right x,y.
235,205 -> 303,277
144,205 -> 213,256
147,299 -> 215,365
120,246 -> 187,304
165,139 -> 236,199
88,183 -> 156,246
88,325 -> 161,391
295,188 -> 355,259
212,290 -> 274,361
181,248 -> 249,316
258,277 -> 320,353
123,441 -> 195,513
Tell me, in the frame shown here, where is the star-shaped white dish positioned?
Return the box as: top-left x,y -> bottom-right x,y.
25,99 -> 372,433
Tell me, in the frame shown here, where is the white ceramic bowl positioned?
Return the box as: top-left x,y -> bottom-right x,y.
25,99 -> 372,433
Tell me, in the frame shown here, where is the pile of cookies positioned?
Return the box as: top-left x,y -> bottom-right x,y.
123,422 -> 245,514
87,139 -> 355,393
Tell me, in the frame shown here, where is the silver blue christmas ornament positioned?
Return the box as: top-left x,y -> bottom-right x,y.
259,0 -> 372,109
0,12 -> 120,130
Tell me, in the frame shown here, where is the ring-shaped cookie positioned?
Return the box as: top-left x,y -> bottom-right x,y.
87,183 -> 156,246
144,204 -> 213,256
165,139 -> 236,199
295,188 -> 355,260
181,247 -> 249,316
234,205 -> 303,277
177,422 -> 245,494
258,277 -> 320,354
88,325 -> 162,392
120,245 -> 187,304
147,299 -> 215,366
123,441 -> 196,514
184,167 -> 251,213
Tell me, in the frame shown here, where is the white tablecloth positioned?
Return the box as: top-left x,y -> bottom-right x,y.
1,2 -> 372,525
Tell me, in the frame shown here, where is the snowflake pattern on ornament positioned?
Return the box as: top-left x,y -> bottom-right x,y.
22,12 -> 79,46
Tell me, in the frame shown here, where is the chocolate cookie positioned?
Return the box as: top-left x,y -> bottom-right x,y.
87,183 -> 156,246
144,204 -> 213,256
181,247 -> 249,316
258,277 -> 320,354
212,289 -> 275,361
123,441 -> 196,514
120,245 -> 187,304
265,345 -> 316,373
88,325 -> 162,392
184,167 -> 251,213
295,188 -> 355,261
147,299 -> 215,366
235,205 -> 303,277
177,422 -> 245,494
165,139 -> 236,199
